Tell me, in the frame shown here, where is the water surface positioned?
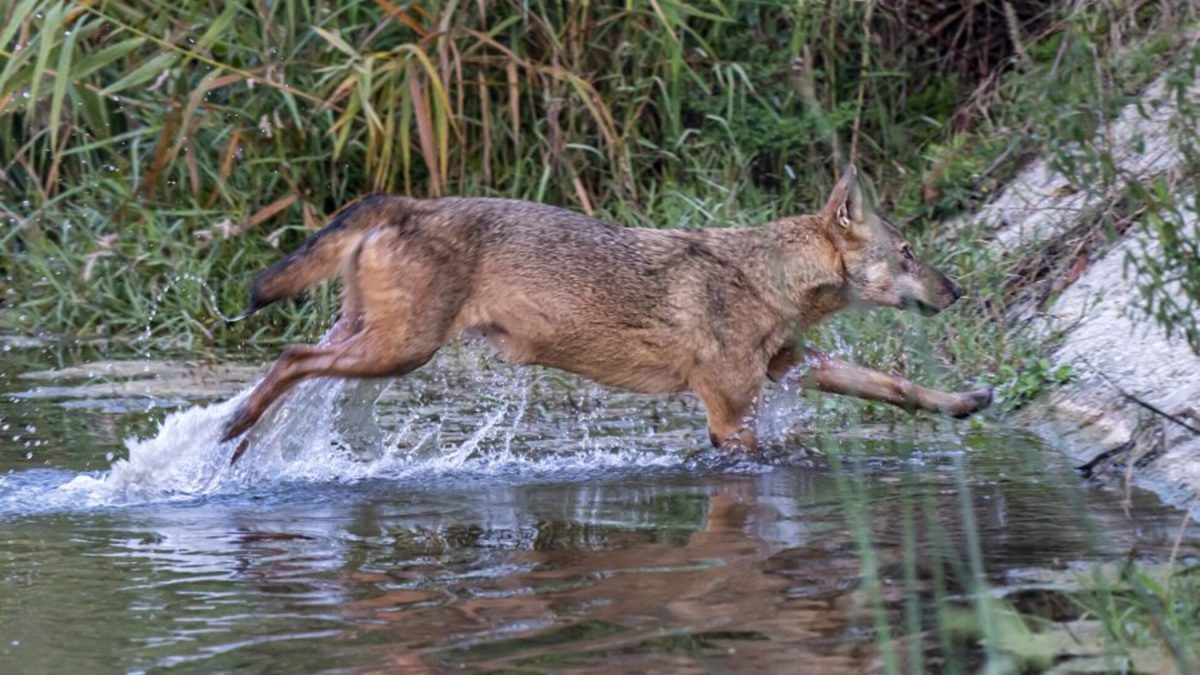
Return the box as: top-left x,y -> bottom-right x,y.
0,341 -> 1195,673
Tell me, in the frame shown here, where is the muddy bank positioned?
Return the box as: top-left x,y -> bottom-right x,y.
947,71 -> 1200,512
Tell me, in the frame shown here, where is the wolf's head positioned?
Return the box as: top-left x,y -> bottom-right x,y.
819,166 -> 961,315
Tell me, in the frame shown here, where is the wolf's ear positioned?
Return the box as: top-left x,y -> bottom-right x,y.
820,165 -> 864,230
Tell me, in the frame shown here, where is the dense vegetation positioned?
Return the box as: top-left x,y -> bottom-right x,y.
1,0 -> 1191,349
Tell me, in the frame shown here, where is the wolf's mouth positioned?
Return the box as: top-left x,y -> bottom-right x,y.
903,297 -> 943,316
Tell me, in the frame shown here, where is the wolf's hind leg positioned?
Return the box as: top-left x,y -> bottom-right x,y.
223,227 -> 470,449
772,347 -> 992,417
221,328 -> 441,444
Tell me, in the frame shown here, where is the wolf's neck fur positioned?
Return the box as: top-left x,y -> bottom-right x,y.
766,215 -> 850,329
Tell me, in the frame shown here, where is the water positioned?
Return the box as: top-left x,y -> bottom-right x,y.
0,339 -> 1196,673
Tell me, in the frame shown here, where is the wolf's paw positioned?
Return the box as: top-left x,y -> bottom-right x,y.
720,439 -> 756,453
229,438 -> 252,466
951,387 -> 994,418
221,405 -> 255,443
711,429 -> 758,453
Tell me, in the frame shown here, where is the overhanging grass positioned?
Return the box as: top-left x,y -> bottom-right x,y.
1,1 -> 1190,393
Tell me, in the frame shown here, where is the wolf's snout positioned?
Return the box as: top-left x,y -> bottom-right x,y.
948,280 -> 963,302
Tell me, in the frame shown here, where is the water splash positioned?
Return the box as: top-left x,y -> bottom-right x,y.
62,392 -> 249,503
56,344 -> 696,507
137,272 -> 245,347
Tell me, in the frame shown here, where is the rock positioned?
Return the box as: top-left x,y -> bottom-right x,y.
1036,221 -> 1200,512
947,70 -> 1200,513
947,76 -> 1194,255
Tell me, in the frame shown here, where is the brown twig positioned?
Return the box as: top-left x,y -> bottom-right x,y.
1083,357 -> 1200,435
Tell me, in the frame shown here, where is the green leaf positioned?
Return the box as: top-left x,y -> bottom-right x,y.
49,13 -> 83,146
72,37 -> 147,80
193,3 -> 241,53
311,26 -> 357,59
26,2 -> 64,118
97,52 -> 177,97
0,0 -> 40,52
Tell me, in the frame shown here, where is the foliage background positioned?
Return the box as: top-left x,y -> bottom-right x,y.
1,0 -> 1196,389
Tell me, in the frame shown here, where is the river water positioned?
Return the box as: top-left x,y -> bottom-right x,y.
0,339 -> 1195,673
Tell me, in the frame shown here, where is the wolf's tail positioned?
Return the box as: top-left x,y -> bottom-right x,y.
237,195 -> 393,318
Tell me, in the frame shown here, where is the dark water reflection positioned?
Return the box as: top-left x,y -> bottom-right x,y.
3,459 -> 1193,673
0,346 -> 1196,673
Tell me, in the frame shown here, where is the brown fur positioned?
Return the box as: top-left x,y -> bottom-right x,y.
222,166 -> 992,457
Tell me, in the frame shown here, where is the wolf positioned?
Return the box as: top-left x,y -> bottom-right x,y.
221,166 -> 992,460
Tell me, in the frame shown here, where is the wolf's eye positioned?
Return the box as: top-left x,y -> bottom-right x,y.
900,245 -> 915,261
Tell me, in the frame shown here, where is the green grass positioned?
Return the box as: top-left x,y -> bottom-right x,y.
3,0 -> 1193,377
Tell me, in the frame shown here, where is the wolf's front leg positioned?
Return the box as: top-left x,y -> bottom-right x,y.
692,376 -> 762,451
769,347 -> 992,418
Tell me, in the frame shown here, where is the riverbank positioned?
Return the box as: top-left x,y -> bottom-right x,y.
940,61 -> 1200,513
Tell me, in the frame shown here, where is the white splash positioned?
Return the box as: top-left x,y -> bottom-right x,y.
62,392 -> 249,502
58,348 -> 690,506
